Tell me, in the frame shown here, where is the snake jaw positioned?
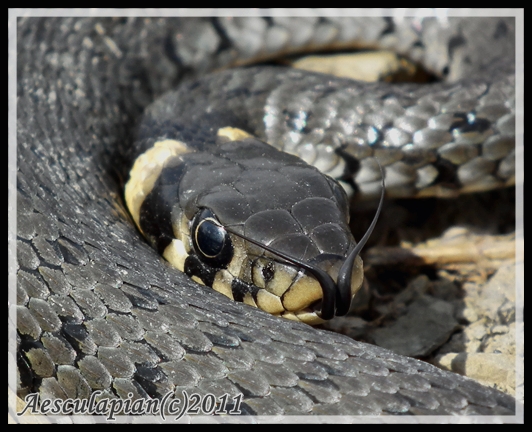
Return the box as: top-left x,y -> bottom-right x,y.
224,225 -> 364,321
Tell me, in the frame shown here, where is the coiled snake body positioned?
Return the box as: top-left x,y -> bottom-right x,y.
14,15 -> 518,418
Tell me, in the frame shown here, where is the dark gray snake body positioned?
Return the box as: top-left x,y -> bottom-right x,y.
14,15 -> 517,418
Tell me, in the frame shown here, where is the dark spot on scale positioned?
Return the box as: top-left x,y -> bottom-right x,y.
262,262 -> 274,283
184,255 -> 217,287
231,279 -> 259,303
449,112 -> 491,134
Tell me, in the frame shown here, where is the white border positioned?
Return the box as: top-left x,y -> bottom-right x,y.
8,8 -> 524,424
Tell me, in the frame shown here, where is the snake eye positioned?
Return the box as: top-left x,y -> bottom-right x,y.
191,208 -> 233,268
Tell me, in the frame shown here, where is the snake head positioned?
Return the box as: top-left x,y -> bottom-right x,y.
125,132 -> 384,325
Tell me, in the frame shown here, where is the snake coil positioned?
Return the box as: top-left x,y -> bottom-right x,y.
14,15 -> 518,419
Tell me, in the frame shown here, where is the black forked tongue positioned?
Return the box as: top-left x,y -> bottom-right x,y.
308,162 -> 385,319
219,162 -> 385,321
333,166 -> 385,317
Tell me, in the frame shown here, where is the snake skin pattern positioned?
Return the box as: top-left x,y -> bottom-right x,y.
13,15 -> 518,420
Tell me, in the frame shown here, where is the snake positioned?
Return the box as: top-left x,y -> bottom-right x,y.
13,14 -> 518,418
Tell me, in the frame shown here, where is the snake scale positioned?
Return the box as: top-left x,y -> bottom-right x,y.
13,14 -> 519,419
